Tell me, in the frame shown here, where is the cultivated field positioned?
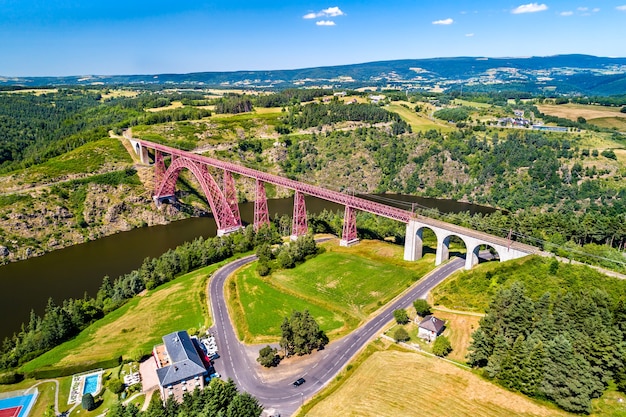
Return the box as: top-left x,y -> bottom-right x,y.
590,116 -> 626,131
431,309 -> 482,362
304,349 -> 567,417
387,101 -> 454,132
537,103 -> 626,122
21,262 -> 221,372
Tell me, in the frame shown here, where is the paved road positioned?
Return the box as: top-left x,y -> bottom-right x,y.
209,253 -> 466,416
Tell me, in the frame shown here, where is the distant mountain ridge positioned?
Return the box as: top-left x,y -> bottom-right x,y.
2,54 -> 626,95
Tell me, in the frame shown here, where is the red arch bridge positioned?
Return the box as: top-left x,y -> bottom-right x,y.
130,139 -> 540,270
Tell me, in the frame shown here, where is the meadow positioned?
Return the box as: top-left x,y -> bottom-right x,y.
20,261 -> 223,373
229,240 -> 436,343
302,346 -> 568,417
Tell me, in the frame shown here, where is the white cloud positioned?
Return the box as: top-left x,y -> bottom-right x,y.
617,5 -> 626,11
560,11 -> 573,16
512,3 -> 548,14
322,6 -> 345,17
577,7 -> 588,11
303,6 -> 345,20
316,20 -> 336,26
465,33 -> 474,37
432,18 -> 454,25
592,8 -> 600,12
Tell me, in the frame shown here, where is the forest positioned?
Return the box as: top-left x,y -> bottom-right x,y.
467,282 -> 626,413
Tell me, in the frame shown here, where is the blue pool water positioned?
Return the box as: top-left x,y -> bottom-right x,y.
0,393 -> 36,417
83,374 -> 99,395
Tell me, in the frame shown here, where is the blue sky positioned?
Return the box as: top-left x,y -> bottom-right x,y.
1,1 -> 626,76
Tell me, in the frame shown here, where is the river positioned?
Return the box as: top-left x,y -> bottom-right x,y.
0,195 -> 495,341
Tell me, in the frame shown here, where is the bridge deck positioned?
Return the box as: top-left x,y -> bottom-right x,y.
138,139 -> 538,255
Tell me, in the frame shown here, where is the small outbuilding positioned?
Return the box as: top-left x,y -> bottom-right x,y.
417,315 -> 445,342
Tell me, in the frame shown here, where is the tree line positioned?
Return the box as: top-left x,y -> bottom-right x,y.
108,378 -> 262,417
467,282 -> 626,413
284,101 -> 411,132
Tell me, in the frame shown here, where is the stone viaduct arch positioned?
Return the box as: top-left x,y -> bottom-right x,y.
404,220 -> 530,270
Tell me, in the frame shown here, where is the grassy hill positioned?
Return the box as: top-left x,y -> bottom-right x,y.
431,255 -> 626,313
20,261 -> 222,373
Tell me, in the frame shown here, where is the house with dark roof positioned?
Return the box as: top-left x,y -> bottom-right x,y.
417,315 -> 445,342
153,330 -> 208,402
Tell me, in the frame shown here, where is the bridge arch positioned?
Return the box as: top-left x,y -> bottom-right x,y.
466,243 -> 501,269
404,220 -> 522,270
155,156 -> 241,235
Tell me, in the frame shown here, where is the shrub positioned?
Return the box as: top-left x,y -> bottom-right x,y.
0,371 -> 24,384
256,261 -> 270,277
432,336 -> 452,357
601,149 -> 617,160
82,393 -> 95,411
393,327 -> 410,342
257,345 -> 279,367
107,378 -> 125,394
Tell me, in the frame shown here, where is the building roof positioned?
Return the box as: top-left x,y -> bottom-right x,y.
418,315 -> 445,333
156,331 -> 207,387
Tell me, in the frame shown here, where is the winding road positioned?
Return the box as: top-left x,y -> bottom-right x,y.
209,251 -> 466,416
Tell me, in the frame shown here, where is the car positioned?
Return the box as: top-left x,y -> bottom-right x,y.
292,377 -> 305,387
210,353 -> 220,360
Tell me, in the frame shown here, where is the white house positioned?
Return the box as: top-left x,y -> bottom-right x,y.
417,315 -> 445,342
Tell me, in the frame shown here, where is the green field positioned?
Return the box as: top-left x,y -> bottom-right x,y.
229,240 -> 436,343
589,116 -> 626,131
20,261 -> 224,372
431,255 -> 626,312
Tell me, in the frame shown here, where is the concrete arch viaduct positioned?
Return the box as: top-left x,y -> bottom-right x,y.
130,138 -> 540,269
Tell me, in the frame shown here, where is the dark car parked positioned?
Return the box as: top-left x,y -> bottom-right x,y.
293,377 -> 306,387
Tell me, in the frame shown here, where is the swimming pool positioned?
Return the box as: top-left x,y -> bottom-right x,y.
83,374 -> 100,395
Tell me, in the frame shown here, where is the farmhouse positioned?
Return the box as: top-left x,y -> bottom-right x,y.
417,315 -> 445,342
153,330 -> 208,402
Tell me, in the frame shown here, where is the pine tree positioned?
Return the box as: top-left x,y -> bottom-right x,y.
467,328 -> 491,367
540,334 -> 593,414
485,334 -> 508,379
520,337 -> 545,396
226,392 -> 263,417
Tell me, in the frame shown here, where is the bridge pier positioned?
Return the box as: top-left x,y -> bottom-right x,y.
129,139 -> 150,165
223,171 -> 242,228
254,180 -> 270,231
291,191 -> 308,240
340,206 -> 359,247
404,219 -> 531,270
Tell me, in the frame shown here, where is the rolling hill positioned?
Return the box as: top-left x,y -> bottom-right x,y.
2,54 -> 626,96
